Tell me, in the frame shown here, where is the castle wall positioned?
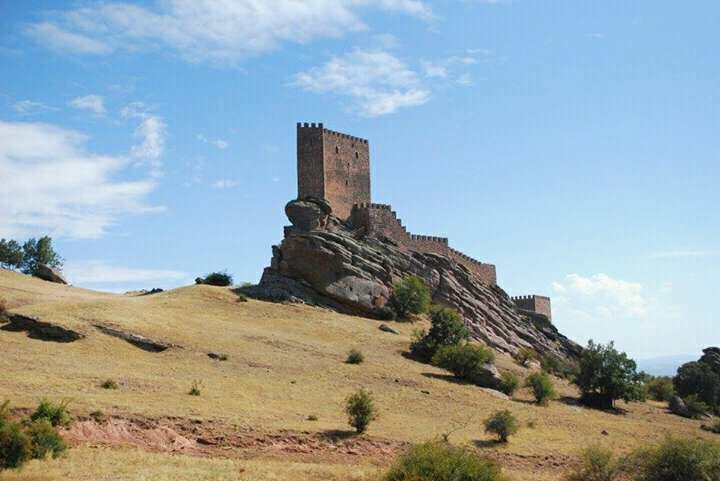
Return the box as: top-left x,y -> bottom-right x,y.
512,295 -> 552,320
350,203 -> 497,285
322,129 -> 370,220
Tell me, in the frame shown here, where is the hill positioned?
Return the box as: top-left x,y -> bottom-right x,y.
0,268 -> 715,481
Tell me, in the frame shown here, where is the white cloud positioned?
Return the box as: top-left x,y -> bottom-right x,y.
197,134 -> 229,149
422,61 -> 448,78
552,273 -> 648,322
293,49 -> 430,116
69,94 -> 106,115
121,102 -> 166,175
0,120 -> 161,239
212,179 -> 239,189
13,100 -> 53,114
26,0 -> 431,64
65,260 -> 186,284
25,22 -> 111,54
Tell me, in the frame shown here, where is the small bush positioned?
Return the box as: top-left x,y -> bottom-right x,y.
645,377 -> 675,402
564,446 -> 620,481
378,306 -> 398,321
385,440 -> 505,481
390,276 -> 431,320
631,437 -> 720,481
307,414 -> 318,421
499,372 -> 521,396
484,410 -> 519,443
196,271 -> 233,287
0,422 -> 31,469
89,410 -> 106,423
189,380 -> 203,396
525,371 -> 556,405
684,394 -> 710,419
100,379 -> 118,390
410,306 -> 469,362
345,389 -> 377,434
25,419 -> 66,460
701,420 -> 720,434
432,344 -> 495,382
346,349 -> 364,365
515,347 -> 538,366
30,400 -> 71,427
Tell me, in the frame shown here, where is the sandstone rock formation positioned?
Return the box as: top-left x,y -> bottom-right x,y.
33,263 -> 68,284
249,197 -> 581,360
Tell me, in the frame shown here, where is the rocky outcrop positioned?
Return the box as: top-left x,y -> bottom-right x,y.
33,263 -> 68,284
248,197 -> 581,360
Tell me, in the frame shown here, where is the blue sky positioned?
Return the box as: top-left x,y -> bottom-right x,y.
1,0 -> 718,360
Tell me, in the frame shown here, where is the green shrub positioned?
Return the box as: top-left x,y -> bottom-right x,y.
189,380 -> 202,396
390,276 -> 431,320
196,271 -> 233,287
541,354 -> 579,380
0,422 -> 31,469
631,437 -> 720,481
515,347 -> 538,366
30,400 -> 71,427
574,340 -> 645,409
499,372 -> 521,396
645,377 -> 675,402
564,446 -> 620,481
345,389 -> 377,434
701,420 -> 720,434
307,414 -> 318,421
385,440 -> 505,481
100,379 -> 118,390
25,419 -> 66,460
346,349 -> 364,365
378,305 -> 398,321
410,306 -> 469,362
484,410 -> 519,443
525,371 -> 556,405
684,394 -> 710,419
432,344 -> 495,382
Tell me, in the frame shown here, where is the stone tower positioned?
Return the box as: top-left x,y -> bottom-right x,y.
296,122 -> 370,219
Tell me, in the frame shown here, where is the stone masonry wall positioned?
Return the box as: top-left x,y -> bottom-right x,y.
511,295 -> 552,320
350,203 -> 497,285
297,123 -> 325,200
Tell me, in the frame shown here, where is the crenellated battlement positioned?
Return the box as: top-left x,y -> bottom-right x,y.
511,295 -> 552,320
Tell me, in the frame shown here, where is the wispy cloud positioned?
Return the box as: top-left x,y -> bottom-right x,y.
121,102 -> 166,175
69,94 -> 105,115
13,100 -> 54,114
211,179 -> 239,189
0,120 -> 161,239
197,134 -> 229,149
649,250 -> 705,259
65,260 -> 186,285
293,49 -> 430,116
26,0 -> 431,64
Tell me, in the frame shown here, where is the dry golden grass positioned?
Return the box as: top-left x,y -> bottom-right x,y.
0,268 -> 715,480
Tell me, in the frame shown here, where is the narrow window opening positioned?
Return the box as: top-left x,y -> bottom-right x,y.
335,146 -> 339,154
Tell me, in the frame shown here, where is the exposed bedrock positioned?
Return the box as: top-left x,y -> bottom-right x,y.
249,198 -> 581,360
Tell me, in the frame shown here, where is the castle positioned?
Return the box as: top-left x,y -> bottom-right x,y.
296,122 -> 552,320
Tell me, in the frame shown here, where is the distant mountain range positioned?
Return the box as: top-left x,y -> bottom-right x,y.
637,354 -> 697,377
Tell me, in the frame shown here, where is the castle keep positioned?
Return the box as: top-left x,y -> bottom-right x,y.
296,122 -> 551,318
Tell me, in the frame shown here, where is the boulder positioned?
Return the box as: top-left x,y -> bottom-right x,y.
472,363 -> 504,390
249,199 -> 581,360
285,197 -> 332,231
33,263 -> 68,284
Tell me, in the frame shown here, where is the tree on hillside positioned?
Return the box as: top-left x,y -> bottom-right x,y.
0,239 -> 23,270
410,306 -> 469,362
21,237 -> 63,275
574,340 -> 645,409
674,361 -> 720,413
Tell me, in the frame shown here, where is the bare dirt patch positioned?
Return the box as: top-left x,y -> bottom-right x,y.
62,414 -> 406,465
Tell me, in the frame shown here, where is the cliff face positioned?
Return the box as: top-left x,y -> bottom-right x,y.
250,198 -> 581,360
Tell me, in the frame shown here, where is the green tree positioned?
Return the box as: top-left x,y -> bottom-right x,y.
484,410 -> 519,443
410,306 -> 469,362
0,239 -> 23,270
673,361 -> 720,412
391,276 -> 431,319
574,340 -> 645,409
432,344 -> 495,382
645,377 -> 675,402
345,389 -> 377,434
21,236 -> 63,275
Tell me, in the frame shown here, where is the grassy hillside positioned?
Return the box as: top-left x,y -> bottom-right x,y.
0,268 -> 714,481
